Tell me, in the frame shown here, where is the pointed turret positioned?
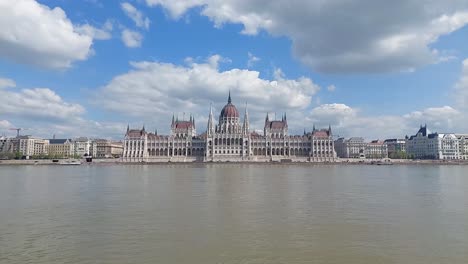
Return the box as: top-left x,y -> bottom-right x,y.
171,114 -> 175,127
207,103 -> 215,135
243,102 -> 249,135
155,129 -> 158,135
127,124 -> 130,133
228,90 -> 232,104
328,124 -> 332,136
284,112 -> 287,125
142,124 -> 145,132
313,124 -> 316,131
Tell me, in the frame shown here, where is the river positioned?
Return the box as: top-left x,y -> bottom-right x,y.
0,164 -> 467,263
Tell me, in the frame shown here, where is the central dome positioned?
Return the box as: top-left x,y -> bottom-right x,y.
220,92 -> 239,118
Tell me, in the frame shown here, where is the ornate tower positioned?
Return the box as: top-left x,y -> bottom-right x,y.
207,104 -> 215,136
242,103 -> 249,136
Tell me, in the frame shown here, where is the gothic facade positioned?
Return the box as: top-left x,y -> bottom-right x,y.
122,93 -> 336,162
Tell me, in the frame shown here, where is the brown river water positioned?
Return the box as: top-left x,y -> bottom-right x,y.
0,164 -> 467,263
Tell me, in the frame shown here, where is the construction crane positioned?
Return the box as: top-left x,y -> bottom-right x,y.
8,128 -> 29,137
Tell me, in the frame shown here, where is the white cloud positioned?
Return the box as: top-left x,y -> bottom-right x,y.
121,2 -> 151,30
42,119 -> 127,139
0,120 -> 13,129
0,78 -> 16,89
0,77 -> 112,138
121,29 -> 143,48
247,52 -> 260,68
327,85 -> 336,92
456,58 -> 468,108
0,0 -> 110,69
403,106 -> 461,126
76,20 -> 113,40
0,87 -> 85,121
94,55 -> 320,132
307,104 -> 463,139
146,0 -> 468,73
93,56 -> 468,137
0,77 -> 126,139
145,0 -> 204,18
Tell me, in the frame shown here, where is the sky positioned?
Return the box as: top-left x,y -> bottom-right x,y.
1,0 -> 468,140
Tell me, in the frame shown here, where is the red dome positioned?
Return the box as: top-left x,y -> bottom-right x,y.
220,103 -> 239,118
219,91 -> 239,118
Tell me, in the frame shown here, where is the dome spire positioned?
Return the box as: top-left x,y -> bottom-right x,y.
228,90 -> 232,104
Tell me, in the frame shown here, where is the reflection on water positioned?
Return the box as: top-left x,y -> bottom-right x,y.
1,164 -> 467,264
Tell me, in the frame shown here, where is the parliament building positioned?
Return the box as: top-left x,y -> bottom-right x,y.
122,93 -> 336,162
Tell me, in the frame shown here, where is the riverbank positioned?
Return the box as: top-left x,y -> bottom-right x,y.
1,158 -> 468,166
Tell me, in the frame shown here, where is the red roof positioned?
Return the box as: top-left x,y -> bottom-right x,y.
269,121 -> 286,129
126,129 -> 146,137
174,121 -> 193,129
312,130 -> 330,138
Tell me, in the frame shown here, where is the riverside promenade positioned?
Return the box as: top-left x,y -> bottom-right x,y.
1,158 -> 468,165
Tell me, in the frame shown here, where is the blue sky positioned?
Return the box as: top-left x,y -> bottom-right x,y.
1,0 -> 468,139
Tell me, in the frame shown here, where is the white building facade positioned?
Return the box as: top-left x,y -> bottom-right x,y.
122,93 -> 336,162
365,140 -> 388,159
8,136 -> 49,157
406,125 -> 460,160
92,140 -> 123,158
73,137 -> 92,157
334,137 -> 366,158
456,134 -> 468,160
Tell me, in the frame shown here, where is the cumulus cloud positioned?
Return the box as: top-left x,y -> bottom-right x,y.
121,2 -> 151,29
0,77 -> 126,139
403,106 -> 461,128
0,87 -> 85,121
0,0 -> 112,69
307,104 -> 463,139
121,29 -> 143,47
94,55 -> 320,132
93,56 -> 468,137
146,0 -> 468,73
0,77 -> 16,89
